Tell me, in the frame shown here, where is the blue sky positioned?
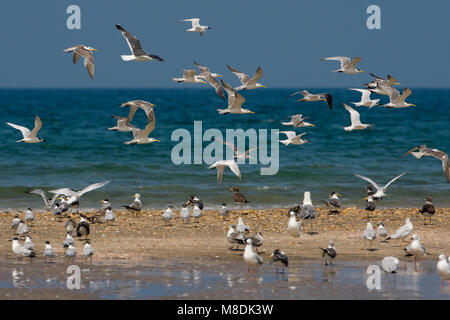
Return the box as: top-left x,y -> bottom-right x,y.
1,0 -> 449,88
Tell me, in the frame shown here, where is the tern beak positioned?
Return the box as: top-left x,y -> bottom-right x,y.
154,139 -> 160,142
310,124 -> 315,127
249,111 -> 255,114
92,48 -> 98,51
217,74 -> 223,77
261,85 -> 266,88
363,197 -> 368,200
269,253 -> 273,259
359,70 -> 365,73
337,193 -> 342,197
410,104 -> 416,106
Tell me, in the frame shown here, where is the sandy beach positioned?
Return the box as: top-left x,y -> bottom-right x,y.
1,207 -> 449,263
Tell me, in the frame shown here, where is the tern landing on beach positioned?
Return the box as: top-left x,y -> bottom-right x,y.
116,24 -> 163,62
209,160 -> 241,184
226,65 -> 264,91
120,100 -> 155,123
386,217 -> 413,247
289,90 -> 333,110
218,80 -> 255,114
281,114 -> 315,128
49,181 -> 110,209
381,87 -> 415,108
320,241 -> 337,265
194,61 -> 225,100
320,56 -> 364,74
27,189 -> 59,211
6,116 -> 44,143
63,45 -> 97,79
342,103 -> 372,132
349,88 -> 380,108
179,18 -> 211,37
279,131 -> 308,146
354,172 -> 406,199
404,145 -> 449,183
172,69 -> 207,84
269,249 -> 289,273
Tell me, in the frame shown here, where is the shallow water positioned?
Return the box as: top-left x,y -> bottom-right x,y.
0,256 -> 448,299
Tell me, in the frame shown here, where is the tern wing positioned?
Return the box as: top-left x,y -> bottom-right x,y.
354,174 -> 381,191
343,103 -> 361,125
49,188 -> 76,197
383,172 -> 406,191
6,122 -> 30,138
227,65 -> 249,84
116,24 -> 146,56
29,116 -> 42,138
78,181 -> 110,197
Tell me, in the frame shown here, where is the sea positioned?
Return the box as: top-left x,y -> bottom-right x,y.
0,88 -> 449,210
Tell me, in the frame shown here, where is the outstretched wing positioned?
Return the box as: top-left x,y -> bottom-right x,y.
116,24 -> 146,56
383,172 -> 406,190
6,122 -> 31,138
354,174 -> 381,191
343,103 -> 361,125
227,65 -> 249,84
29,116 -> 42,138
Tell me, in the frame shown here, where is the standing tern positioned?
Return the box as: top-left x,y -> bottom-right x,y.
419,197 -> 436,225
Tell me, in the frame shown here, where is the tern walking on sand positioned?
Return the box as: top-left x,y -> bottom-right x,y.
63,45 -> 97,79
6,116 -> 44,143
116,24 -> 163,62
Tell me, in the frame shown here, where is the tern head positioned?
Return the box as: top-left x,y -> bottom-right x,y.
84,46 -> 98,52
45,240 -> 50,244
411,234 -> 419,241
242,108 -> 255,114
256,83 -> 266,88
439,254 -> 446,261
246,238 -> 253,245
378,222 -> 384,227
270,249 -> 281,258
150,138 -> 160,143
134,193 -> 140,199
357,69 -> 365,73
425,196 -> 432,202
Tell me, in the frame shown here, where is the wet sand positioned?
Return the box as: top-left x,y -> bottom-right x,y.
1,207 -> 449,263
0,207 -> 449,299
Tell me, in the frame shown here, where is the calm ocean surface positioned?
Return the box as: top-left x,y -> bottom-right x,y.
0,88 -> 449,209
